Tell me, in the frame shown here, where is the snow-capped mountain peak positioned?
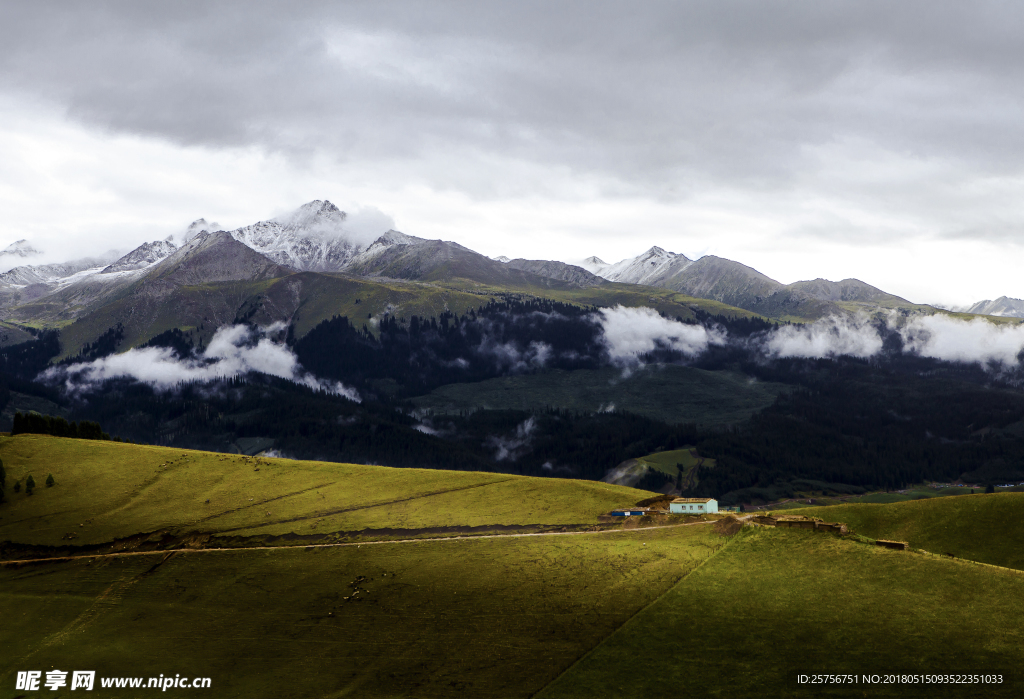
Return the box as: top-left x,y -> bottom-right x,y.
0,239 -> 43,259
101,240 -> 178,274
967,296 -> 1024,318
183,218 -> 220,241
229,200 -> 385,272
493,255 -> 511,263
277,199 -> 347,231
349,230 -> 426,265
584,246 -> 694,286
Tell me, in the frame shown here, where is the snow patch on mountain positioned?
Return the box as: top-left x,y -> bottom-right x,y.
101,240 -> 178,274
967,297 -> 1024,319
493,255 -> 511,263
0,253 -> 124,289
583,247 -> 694,286
228,200 -> 396,272
348,229 -> 426,265
0,240 -> 43,260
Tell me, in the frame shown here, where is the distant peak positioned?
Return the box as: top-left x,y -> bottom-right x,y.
278,200 -> 347,229
584,256 -> 606,265
298,199 -> 343,216
187,218 -> 212,231
182,218 -> 221,244
0,239 -> 42,257
374,230 -> 418,246
642,246 -> 681,257
493,255 -> 511,263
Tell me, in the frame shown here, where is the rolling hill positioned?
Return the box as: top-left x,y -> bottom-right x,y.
799,493 -> 1024,570
2,436 -> 1023,697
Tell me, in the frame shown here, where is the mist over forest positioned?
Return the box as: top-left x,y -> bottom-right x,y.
3,297 -> 1024,506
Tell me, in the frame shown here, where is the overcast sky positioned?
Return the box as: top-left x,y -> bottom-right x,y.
2,2 -> 1024,306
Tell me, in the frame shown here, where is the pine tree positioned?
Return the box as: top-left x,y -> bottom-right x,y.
25,475 -> 35,495
45,473 -> 55,487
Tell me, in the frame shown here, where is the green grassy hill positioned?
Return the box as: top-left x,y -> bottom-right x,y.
411,365 -> 788,426
0,525 -> 721,698
0,436 -> 723,698
3,437 -> 1024,697
603,447 -> 715,490
539,527 -> 1024,698
635,447 -> 712,477
798,492 -> 1024,570
0,435 -> 648,548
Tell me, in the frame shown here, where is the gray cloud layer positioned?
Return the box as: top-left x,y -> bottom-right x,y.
4,2 -> 1024,224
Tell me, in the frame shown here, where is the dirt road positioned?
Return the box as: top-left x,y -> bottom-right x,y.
0,518 -> 722,566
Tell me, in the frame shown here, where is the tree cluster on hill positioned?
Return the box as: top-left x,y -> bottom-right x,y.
12,412 -> 113,441
57,373 -> 701,476
680,354 -> 1024,504
292,299 -> 606,397
69,323 -> 124,362
139,328 -> 196,359
0,330 -> 60,377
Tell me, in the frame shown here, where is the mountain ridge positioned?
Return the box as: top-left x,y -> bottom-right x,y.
0,199 -> 1002,351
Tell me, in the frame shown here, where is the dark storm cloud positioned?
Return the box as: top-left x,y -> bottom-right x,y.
3,2 -> 1024,231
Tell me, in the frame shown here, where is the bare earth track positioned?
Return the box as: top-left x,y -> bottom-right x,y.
0,519 -> 718,566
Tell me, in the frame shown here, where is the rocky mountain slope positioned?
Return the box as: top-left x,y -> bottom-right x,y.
967,297 -> 1024,318
0,198 -> 985,357
503,259 -> 605,287
585,246 -> 920,319
229,200 -> 370,271
0,239 -> 42,261
101,240 -> 178,274
583,247 -> 694,287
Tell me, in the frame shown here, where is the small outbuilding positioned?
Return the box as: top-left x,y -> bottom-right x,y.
610,507 -> 650,517
670,497 -> 718,514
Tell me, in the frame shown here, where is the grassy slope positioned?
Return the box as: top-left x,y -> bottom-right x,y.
0,435 -> 649,547
526,282 -> 765,320
3,438 -> 1024,697
31,261 -> 773,360
539,527 -> 1024,698
799,493 -> 1024,570
52,274 -> 495,360
411,365 -> 788,427
0,526 -> 721,699
636,447 -> 713,478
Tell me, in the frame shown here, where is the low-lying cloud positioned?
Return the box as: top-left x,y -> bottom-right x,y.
486,416 -> 536,461
765,316 -> 883,359
901,314 -> 1024,366
43,323 -> 360,401
596,306 -> 724,365
597,305 -> 1024,370
476,337 -> 552,372
764,313 -> 1024,367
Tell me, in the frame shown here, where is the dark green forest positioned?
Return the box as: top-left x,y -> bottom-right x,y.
2,306 -> 1024,505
